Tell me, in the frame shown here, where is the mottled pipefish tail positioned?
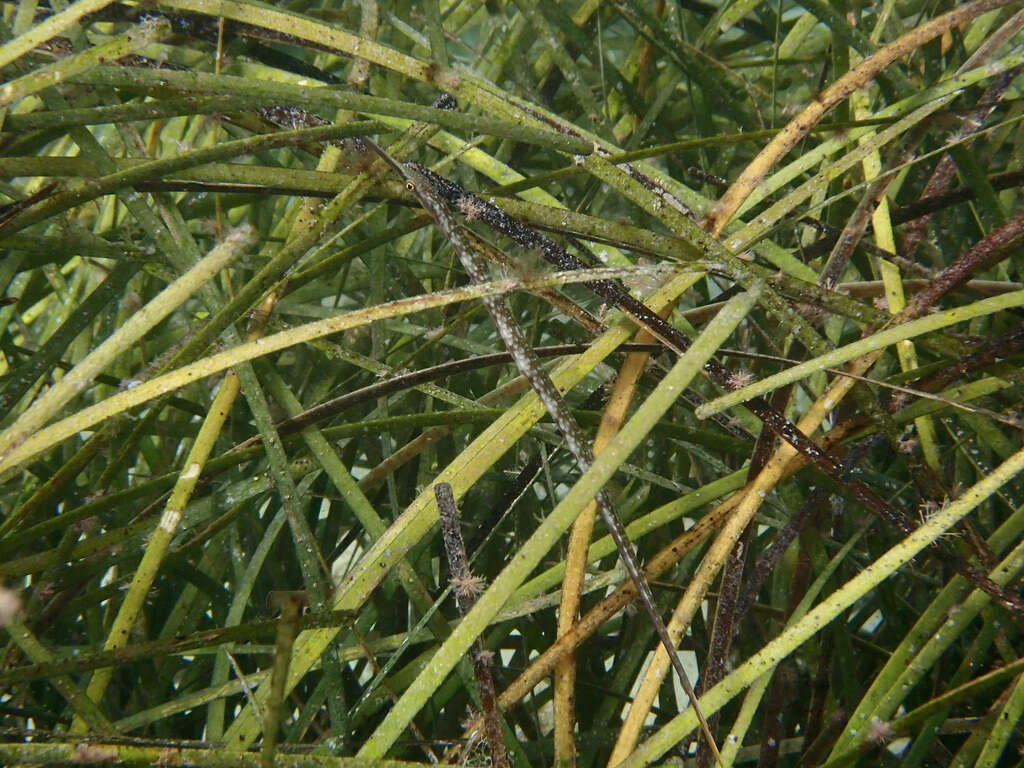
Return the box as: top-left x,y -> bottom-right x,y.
387,158 -> 1024,619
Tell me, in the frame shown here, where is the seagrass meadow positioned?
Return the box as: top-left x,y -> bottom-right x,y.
1,1 -> 1024,766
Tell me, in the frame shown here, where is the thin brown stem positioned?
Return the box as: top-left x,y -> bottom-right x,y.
434,483 -> 510,768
